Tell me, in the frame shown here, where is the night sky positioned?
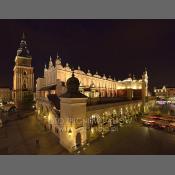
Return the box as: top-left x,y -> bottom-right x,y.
0,20 -> 175,92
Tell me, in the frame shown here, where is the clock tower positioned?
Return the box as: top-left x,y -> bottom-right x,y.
13,33 -> 34,109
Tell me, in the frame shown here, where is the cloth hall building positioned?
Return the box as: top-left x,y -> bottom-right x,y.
35,54 -> 152,152
36,55 -> 148,100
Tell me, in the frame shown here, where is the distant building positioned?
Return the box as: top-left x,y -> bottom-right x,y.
0,87 -> 12,103
13,33 -> 34,109
154,86 -> 175,98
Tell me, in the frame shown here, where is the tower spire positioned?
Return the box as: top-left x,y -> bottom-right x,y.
13,33 -> 34,109
22,32 -> 26,40
17,32 -> 31,58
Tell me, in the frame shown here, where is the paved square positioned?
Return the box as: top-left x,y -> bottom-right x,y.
0,113 -> 69,155
76,123 -> 175,155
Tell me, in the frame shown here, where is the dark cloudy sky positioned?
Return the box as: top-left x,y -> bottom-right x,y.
0,20 -> 175,91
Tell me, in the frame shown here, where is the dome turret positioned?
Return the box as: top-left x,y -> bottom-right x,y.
66,72 -> 80,93
60,71 -> 87,98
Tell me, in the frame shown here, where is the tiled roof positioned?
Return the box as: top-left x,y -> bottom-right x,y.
40,84 -> 56,91
47,94 -> 60,109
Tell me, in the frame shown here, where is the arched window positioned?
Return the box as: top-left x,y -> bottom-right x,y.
23,71 -> 27,75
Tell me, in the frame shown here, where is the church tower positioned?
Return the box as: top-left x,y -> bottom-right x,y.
13,33 -> 34,109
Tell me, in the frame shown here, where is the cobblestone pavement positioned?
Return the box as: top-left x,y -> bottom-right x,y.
3,113 -> 175,155
75,122 -> 175,155
0,112 -> 69,155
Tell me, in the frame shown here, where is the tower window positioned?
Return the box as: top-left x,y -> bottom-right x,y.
23,71 -> 27,75
22,83 -> 27,90
22,80 -> 27,90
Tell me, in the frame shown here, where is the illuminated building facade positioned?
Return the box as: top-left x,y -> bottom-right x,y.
35,54 -> 151,152
13,33 -> 34,108
154,86 -> 175,98
36,55 -> 148,100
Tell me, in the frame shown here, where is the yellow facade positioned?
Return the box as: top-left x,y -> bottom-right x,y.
36,55 -> 148,99
13,34 -> 34,108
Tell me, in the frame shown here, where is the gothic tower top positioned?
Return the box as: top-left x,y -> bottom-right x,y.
17,32 -> 31,58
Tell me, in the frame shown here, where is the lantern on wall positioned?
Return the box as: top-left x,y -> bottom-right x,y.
68,128 -> 72,136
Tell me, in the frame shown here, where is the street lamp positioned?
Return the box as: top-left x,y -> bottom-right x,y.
68,128 -> 72,136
